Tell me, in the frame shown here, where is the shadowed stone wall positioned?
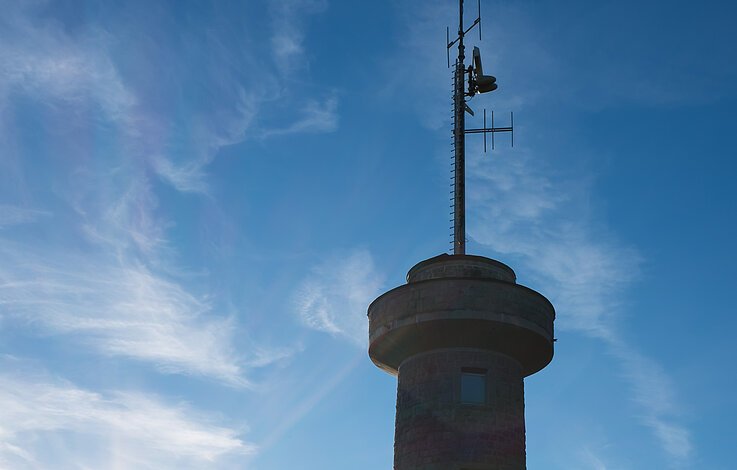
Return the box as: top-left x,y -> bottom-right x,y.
394,349 -> 526,470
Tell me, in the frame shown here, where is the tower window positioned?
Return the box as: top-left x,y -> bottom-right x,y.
460,369 -> 486,404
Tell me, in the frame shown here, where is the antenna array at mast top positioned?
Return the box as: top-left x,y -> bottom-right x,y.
446,0 -> 514,255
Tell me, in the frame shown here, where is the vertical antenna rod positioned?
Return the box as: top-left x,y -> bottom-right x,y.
452,0 -> 466,255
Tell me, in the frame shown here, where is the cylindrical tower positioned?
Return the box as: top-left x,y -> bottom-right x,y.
368,254 -> 555,470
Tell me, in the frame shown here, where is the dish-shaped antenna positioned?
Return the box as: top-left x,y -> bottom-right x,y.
473,46 -> 497,93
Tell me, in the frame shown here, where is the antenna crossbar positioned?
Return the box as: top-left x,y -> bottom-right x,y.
464,127 -> 513,134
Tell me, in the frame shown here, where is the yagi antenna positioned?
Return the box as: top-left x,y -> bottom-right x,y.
446,0 -> 514,255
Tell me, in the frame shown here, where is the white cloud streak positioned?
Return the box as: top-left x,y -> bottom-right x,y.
294,249 -> 384,345
259,96 -> 339,138
0,362 -> 254,469
0,2 -> 336,465
611,343 -> 693,462
269,0 -> 327,73
0,155 -> 254,388
467,148 -> 692,464
0,204 -> 49,228
0,0 -> 338,198
0,32 -> 135,122
0,241 -> 248,387
468,152 -> 637,336
577,448 -> 611,470
0,2 -> 300,387
150,156 -> 210,194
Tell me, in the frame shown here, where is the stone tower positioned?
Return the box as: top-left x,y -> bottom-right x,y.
368,254 -> 555,469
368,1 -> 555,468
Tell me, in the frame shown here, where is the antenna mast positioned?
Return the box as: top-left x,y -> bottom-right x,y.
451,0 -> 468,255
447,0 -> 513,255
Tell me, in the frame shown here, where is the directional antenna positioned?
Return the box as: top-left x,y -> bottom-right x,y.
467,109 -> 514,152
446,0 -> 515,255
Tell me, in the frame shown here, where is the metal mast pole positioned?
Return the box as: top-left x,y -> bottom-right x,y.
453,0 -> 466,255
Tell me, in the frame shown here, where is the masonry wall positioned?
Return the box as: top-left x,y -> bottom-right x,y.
394,349 -> 526,470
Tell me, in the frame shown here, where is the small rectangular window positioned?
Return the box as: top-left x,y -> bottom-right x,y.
460,369 -> 486,404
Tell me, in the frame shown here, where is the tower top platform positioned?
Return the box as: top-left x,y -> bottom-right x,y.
368,254 -> 555,377
406,253 -> 516,283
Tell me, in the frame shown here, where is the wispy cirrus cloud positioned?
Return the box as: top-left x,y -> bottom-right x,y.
0,1 -> 337,465
468,151 -> 637,336
294,249 -> 384,345
0,167 -> 258,387
150,155 -> 211,194
0,204 -> 50,228
611,343 -> 693,462
0,240 -> 248,386
259,96 -> 339,138
1,0 -> 339,201
0,360 -> 254,469
577,447 -> 611,470
0,1 -> 306,387
269,0 -> 327,73
0,21 -> 135,122
467,149 -> 692,464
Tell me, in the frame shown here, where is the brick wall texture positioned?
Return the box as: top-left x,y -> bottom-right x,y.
394,349 -> 526,470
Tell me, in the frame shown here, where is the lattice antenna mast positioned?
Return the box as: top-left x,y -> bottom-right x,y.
447,0 -> 513,255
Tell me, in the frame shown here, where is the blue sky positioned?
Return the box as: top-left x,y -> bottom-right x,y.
1,0 -> 736,468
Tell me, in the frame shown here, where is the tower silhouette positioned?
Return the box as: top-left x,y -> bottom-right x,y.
368,2 -> 555,469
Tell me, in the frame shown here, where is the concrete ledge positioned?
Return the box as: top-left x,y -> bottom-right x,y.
368,257 -> 555,377
369,316 -> 553,377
